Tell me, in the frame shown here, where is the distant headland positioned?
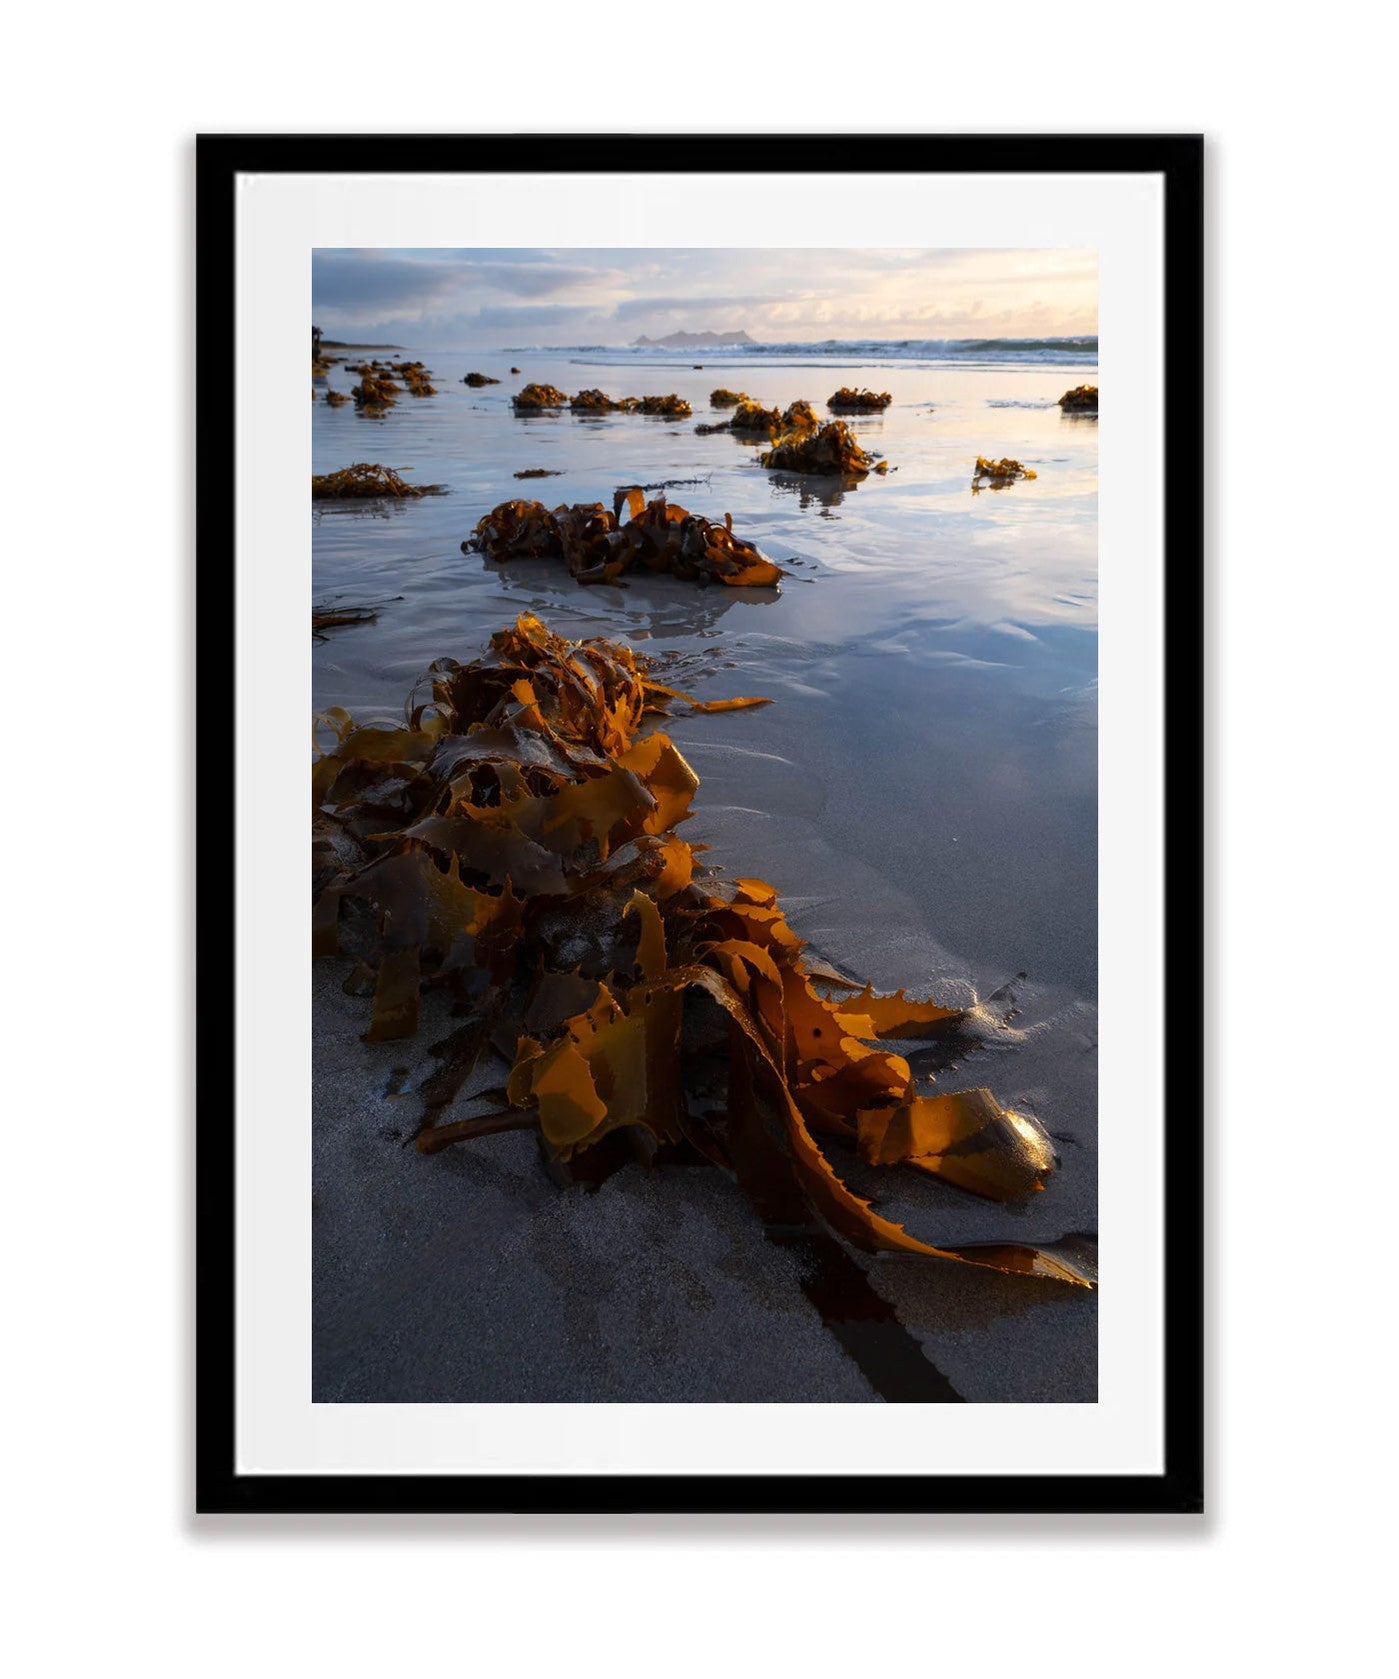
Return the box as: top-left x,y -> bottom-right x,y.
630,329 -> 756,349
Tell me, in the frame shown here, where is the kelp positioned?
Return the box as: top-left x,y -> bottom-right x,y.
465,489 -> 784,589
510,366 -> 521,374
513,468 -> 563,479
312,596 -> 401,640
634,393 -> 693,417
828,387 -> 892,411
710,388 -> 749,407
570,388 -> 638,413
729,398 -> 784,434
972,456 -> 1037,490
311,462 -> 444,500
1058,384 -> 1098,413
695,420 -> 731,435
351,373 -> 398,414
464,372 -> 501,387
324,389 -> 351,406
513,382 -> 570,411
313,613 -> 1090,1288
760,420 -> 886,478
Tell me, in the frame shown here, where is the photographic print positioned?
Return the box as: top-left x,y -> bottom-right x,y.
200,137 -> 1201,1511
310,250 -> 1101,1404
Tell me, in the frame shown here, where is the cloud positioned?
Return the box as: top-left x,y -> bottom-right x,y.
311,247 -> 1097,346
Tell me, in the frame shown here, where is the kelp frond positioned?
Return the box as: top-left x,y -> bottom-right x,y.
464,372 -> 501,387
709,388 -> 748,407
312,614 -> 1090,1288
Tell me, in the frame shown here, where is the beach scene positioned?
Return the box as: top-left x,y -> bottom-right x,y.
311,248 -> 1099,1404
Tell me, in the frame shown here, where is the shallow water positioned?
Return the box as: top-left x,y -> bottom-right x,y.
312,349 -> 1099,1395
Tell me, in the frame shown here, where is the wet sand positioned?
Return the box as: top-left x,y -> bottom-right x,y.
312,350 -> 1099,1402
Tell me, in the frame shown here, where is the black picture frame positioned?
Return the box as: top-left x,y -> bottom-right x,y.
196,133 -> 1203,1517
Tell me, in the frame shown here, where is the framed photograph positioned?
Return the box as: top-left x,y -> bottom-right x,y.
197,133 -> 1203,1514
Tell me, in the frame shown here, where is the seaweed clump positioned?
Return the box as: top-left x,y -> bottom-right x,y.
324,390 -> 351,406
351,373 -> 399,414
464,372 -> 501,387
513,468 -> 563,480
570,389 -> 638,413
709,388 -> 749,408
760,420 -> 885,478
311,613 -> 1090,1287
311,463 -> 443,500
971,456 -> 1037,491
634,394 -> 693,417
1058,385 -> 1098,413
695,421 -> 731,435
512,383 -> 570,412
729,398 -> 784,435
828,387 -> 892,412
466,488 -> 784,589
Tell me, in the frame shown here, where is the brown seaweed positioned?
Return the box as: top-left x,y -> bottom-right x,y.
324,389 -> 351,407
729,398 -> 784,435
312,463 -> 444,500
1058,384 -> 1098,413
710,389 -> 749,407
695,420 -> 731,435
570,389 -> 638,413
512,383 -> 570,411
633,394 -> 693,417
351,373 -> 399,414
464,372 -> 501,387
828,387 -> 892,411
465,490 -> 784,589
513,468 -> 563,480
312,614 -> 1090,1288
760,420 -> 885,478
312,596 -> 403,640
971,455 -> 1037,490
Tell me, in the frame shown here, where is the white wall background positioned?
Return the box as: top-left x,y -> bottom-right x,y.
4,4 -> 1392,1674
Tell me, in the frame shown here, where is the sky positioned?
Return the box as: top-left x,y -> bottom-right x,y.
312,248 -> 1097,347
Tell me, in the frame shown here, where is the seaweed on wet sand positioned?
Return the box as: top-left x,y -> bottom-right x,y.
972,455 -> 1037,490
828,387 -> 892,411
312,613 -> 1092,1287
324,389 -> 351,406
351,373 -> 399,413
634,393 -> 693,417
466,489 -> 785,589
312,462 -> 445,500
512,382 -> 570,411
695,420 -> 731,435
312,595 -> 403,639
464,372 -> 501,387
1058,384 -> 1098,413
729,398 -> 784,434
513,468 -> 563,479
709,388 -> 748,407
760,420 -> 886,478
570,388 -> 638,413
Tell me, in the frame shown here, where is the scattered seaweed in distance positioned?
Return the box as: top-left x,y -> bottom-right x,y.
312,463 -> 445,500
828,387 -> 892,411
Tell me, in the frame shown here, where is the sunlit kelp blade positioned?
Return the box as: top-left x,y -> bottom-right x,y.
312,613 -> 1090,1289
465,491 -> 785,589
